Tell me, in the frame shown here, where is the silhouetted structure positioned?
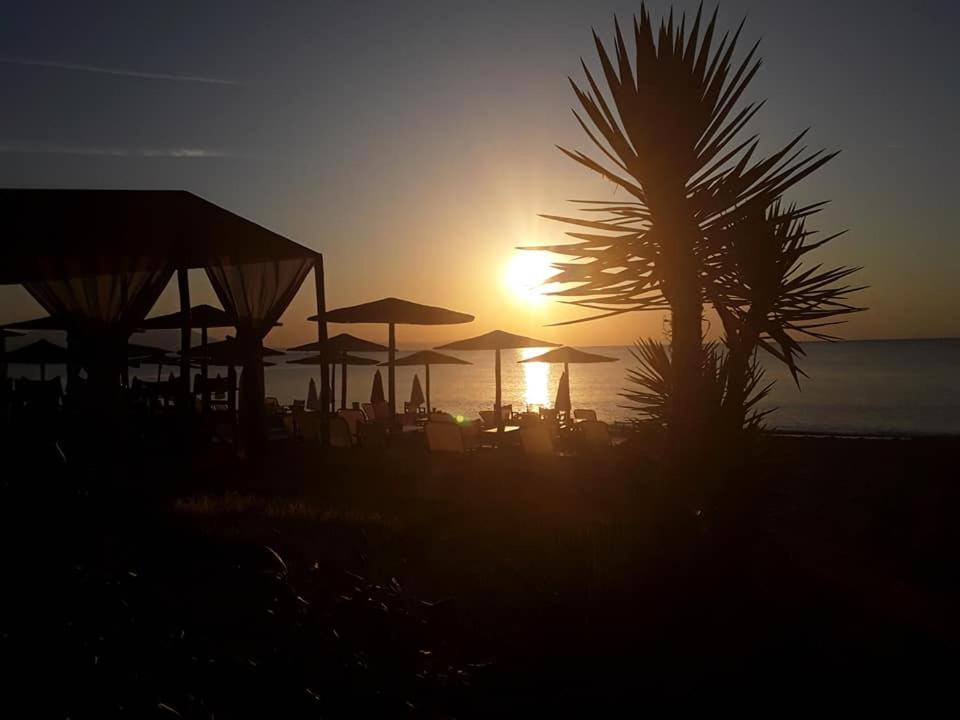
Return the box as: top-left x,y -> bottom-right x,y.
312,298 -> 473,415
0,189 -> 328,449
436,331 -> 559,433
380,349 -> 470,415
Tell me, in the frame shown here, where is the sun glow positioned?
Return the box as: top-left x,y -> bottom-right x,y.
503,251 -> 557,305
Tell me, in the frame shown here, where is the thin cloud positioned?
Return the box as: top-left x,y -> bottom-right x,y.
0,57 -> 238,85
0,143 -> 233,158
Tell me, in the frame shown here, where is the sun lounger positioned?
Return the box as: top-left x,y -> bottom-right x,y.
579,420 -> 611,449
429,411 -> 456,423
520,422 -> 555,456
338,409 -> 365,439
425,421 -> 465,453
574,409 -> 598,422
329,416 -> 353,447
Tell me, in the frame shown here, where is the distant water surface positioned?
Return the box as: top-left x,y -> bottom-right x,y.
262,338 -> 960,437
7,338 -> 958,436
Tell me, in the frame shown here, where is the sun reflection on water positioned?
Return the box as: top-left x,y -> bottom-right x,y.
520,347 -> 552,409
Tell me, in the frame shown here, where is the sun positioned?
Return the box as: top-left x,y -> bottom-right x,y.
503,251 -> 558,305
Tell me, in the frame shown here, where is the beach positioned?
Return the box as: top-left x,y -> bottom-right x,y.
4,430 -> 956,714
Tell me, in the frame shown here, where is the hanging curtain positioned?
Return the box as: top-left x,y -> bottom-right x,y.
24,256 -> 174,399
206,256 -> 313,448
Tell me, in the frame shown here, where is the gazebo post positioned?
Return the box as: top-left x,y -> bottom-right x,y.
313,257 -> 330,446
177,267 -> 191,413
425,363 -> 431,413
340,362 -> 347,410
495,348 -> 502,433
201,325 -> 209,413
387,322 -> 396,416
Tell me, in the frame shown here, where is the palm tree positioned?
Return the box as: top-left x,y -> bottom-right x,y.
543,4 -> 839,444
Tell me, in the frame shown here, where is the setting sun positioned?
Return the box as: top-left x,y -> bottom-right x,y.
503,251 -> 558,305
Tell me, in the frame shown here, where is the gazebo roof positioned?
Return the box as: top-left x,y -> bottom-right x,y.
0,189 -> 320,284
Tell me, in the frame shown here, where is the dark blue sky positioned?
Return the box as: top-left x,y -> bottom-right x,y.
0,1 -> 956,343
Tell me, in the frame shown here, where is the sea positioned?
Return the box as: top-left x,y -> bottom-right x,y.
8,338 -> 959,437
260,338 -> 960,437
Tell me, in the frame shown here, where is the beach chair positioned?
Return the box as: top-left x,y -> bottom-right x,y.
372,401 -> 392,422
404,401 -> 425,416
338,409 -> 365,439
460,419 -> 482,451
574,409 -> 598,422
501,404 -> 513,421
425,421 -> 464,453
361,402 -> 375,421
478,410 -> 496,429
329,416 -> 353,448
429,411 -> 456,423
358,421 -> 388,450
539,408 -> 558,424
580,420 -> 611,450
520,422 -> 555,456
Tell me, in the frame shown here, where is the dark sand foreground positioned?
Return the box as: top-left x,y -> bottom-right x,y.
1,433 -> 956,715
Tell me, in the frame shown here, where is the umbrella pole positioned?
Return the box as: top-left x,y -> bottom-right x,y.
565,362 -> 570,416
313,258 -> 330,446
495,348 -> 502,433
387,322 -> 396,417
157,362 -> 163,383
340,362 -> 347,410
201,325 -> 209,414
41,362 -> 46,382
177,267 -> 192,415
425,363 -> 431,414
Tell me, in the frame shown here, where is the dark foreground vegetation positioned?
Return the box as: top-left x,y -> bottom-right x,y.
1,433 -> 957,716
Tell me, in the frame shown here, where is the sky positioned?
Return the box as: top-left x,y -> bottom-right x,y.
0,0 -> 956,348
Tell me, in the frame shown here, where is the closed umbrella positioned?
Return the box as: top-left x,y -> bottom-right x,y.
555,370 -> 571,414
436,330 -> 559,432
311,298 -> 473,415
307,378 -> 319,410
380,350 -> 470,414
409,374 -> 425,410
288,351 -> 379,410
519,346 -> 618,412
370,369 -> 385,404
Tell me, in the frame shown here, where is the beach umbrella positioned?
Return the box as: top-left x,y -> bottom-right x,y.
139,304 -> 260,411
370,369 -> 385,404
288,332 -> 388,354
519,346 -> 618,412
307,378 -> 319,410
5,339 -> 69,381
190,337 -> 284,366
380,350 -> 470,414
311,297 -> 473,414
1,329 -> 24,385
555,371 -> 571,414
409,374 -> 425,410
288,351 -> 379,410
436,330 -> 560,432
2,315 -> 65,331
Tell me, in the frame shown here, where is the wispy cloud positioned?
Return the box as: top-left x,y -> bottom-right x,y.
0,143 -> 233,158
0,57 -> 238,85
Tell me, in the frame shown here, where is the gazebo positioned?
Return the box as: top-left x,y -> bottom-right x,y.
0,189 -> 331,447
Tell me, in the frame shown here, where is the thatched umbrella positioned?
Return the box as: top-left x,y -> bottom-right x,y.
436,331 -> 559,432
311,298 -> 473,414
5,339 -> 69,381
519,346 -> 618,412
380,349 -> 470,414
287,351 -> 379,410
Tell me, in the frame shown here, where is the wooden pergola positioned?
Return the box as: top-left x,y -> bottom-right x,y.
0,189 -> 331,444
